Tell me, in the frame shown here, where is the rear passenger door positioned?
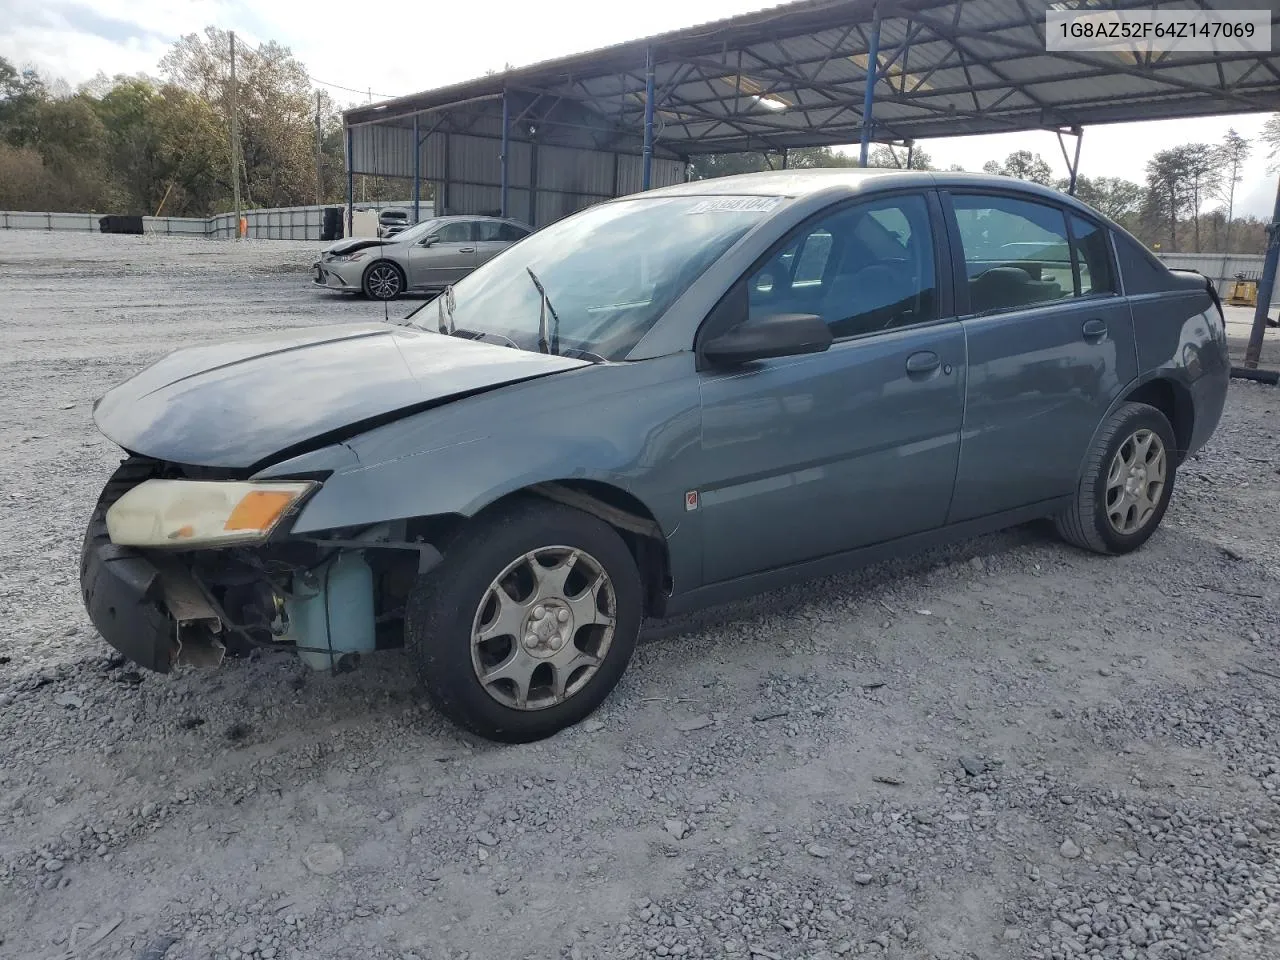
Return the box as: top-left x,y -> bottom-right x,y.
475,220 -> 531,265
942,191 -> 1137,521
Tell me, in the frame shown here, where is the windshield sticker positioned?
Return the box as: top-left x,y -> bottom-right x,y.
686,196 -> 783,215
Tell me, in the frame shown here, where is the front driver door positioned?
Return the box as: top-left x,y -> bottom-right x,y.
407,220 -> 477,289
696,192 -> 967,585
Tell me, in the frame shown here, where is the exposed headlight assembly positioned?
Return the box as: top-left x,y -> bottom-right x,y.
106,480 -> 317,548
327,252 -> 369,263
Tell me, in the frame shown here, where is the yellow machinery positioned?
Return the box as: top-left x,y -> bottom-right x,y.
1226,275 -> 1258,307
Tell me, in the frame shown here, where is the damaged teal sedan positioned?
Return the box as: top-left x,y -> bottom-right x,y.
81,169 -> 1229,742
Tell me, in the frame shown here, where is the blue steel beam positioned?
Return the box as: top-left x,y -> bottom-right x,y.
412,114 -> 420,223
643,47 -> 656,190
345,126 -> 354,237
1244,178 -> 1280,368
859,6 -> 881,167
500,89 -> 510,218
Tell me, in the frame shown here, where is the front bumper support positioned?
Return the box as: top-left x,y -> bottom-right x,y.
80,507 -> 177,673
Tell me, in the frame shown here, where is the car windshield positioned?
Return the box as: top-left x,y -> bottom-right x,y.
411,195 -> 781,360
392,218 -> 441,243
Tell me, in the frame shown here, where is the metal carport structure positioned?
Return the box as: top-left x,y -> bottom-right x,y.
343,0 -> 1280,366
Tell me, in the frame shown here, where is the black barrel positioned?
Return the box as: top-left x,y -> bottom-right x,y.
98,215 -> 144,234
321,207 -> 344,241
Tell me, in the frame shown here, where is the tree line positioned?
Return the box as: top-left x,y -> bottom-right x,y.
0,29 -> 351,217
1,28 -> 1277,254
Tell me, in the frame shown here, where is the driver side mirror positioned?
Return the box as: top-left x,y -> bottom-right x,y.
702,313 -> 832,367
420,235 -> 439,247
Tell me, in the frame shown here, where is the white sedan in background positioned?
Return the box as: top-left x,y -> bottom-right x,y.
313,215 -> 533,300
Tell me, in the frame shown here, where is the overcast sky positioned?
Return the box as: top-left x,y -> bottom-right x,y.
2,0 -> 1276,217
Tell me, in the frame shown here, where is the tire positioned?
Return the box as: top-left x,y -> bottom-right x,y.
1055,401 -> 1177,555
405,498 -> 643,743
361,260 -> 404,300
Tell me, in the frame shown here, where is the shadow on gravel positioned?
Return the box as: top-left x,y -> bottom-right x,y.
640,521 -> 1051,643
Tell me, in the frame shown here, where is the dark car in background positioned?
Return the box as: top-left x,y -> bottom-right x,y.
82,169 -> 1228,743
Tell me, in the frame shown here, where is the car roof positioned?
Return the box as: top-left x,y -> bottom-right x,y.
432,215 -> 529,225
637,167 -> 1103,223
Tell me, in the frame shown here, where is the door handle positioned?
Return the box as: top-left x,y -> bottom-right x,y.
905,351 -> 941,375
458,246 -> 476,253
1082,318 -> 1108,341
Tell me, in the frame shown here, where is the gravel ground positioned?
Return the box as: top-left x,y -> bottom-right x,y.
1,231 -> 1279,960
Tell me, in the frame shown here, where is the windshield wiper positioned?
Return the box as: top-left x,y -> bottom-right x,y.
436,284 -> 456,336
456,328 -> 520,350
398,285 -> 453,330
525,267 -> 560,355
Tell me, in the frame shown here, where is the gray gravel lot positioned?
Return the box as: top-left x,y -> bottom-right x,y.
1,231 -> 1279,960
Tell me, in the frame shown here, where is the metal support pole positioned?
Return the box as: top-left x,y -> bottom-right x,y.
500,89 -> 509,218
781,147 -> 789,169
1069,126 -> 1082,195
229,31 -> 242,238
529,141 -> 539,227
906,142 -> 914,170
643,47 -> 656,190
1243,177 -> 1280,368
315,91 -> 323,206
859,7 -> 881,168
412,114 -> 421,223
1056,127 -> 1084,195
345,126 -> 354,237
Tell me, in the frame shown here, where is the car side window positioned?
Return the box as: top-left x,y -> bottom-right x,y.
746,194 -> 938,339
1069,214 -> 1116,296
497,223 -> 530,242
434,221 -> 471,244
475,220 -> 503,241
952,195 -> 1075,314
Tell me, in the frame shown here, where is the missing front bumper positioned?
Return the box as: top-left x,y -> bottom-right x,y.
81,518 -> 226,672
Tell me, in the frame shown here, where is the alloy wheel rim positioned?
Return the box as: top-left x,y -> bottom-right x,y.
470,546 -> 617,711
368,265 -> 400,298
1105,428 -> 1167,535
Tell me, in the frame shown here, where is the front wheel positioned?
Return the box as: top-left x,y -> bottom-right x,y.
1055,401 -> 1177,555
405,498 -> 643,743
362,261 -> 404,300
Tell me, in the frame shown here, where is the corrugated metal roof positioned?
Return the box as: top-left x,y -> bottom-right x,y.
347,0 -> 1279,153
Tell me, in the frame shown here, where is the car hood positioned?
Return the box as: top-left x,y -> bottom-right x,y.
320,238 -> 403,258
93,322 -> 589,470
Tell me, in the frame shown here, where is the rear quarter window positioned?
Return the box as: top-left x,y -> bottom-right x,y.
1111,229 -> 1173,295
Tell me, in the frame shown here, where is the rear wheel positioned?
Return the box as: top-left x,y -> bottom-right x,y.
1055,401 -> 1177,555
362,261 -> 404,300
405,498 -> 642,742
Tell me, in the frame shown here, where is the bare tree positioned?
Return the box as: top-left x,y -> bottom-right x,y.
1181,144 -> 1221,253
1214,129 -> 1251,253
1263,114 -> 1280,173
1146,148 -> 1192,252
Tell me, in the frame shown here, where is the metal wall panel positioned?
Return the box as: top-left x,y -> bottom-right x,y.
535,191 -> 603,227
1159,253 -> 1280,300
1,201 -> 434,241
0,211 -> 98,231
615,155 -> 686,195
535,145 -> 615,196
351,125 -> 416,177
